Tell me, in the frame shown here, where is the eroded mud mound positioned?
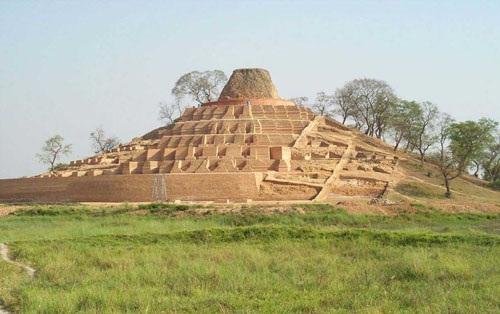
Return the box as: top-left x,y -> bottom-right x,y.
219,68 -> 279,100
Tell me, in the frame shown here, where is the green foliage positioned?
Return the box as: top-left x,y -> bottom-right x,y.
448,118 -> 498,169
19,225 -> 499,247
480,131 -> 500,182
487,180 -> 500,191
36,134 -> 72,171
1,204 -> 499,312
171,70 -> 227,105
53,163 -> 69,171
432,117 -> 498,197
13,204 -> 135,217
395,182 -> 444,199
137,202 -> 190,214
389,100 -> 422,148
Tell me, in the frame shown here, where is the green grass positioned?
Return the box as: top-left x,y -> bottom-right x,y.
399,159 -> 500,202
488,180 -> 500,191
395,181 -> 445,199
1,203 -> 499,313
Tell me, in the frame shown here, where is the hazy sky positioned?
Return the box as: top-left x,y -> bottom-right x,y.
1,0 -> 499,178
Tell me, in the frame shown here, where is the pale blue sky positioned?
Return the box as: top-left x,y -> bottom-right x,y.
1,0 -> 499,178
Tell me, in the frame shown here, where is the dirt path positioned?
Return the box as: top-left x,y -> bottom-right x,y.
0,243 -> 35,314
0,206 -> 22,218
0,303 -> 8,314
0,243 -> 35,278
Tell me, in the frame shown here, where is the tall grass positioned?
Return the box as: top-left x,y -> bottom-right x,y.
7,238 -> 500,313
0,203 -> 499,313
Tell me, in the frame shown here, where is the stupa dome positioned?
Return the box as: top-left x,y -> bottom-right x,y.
218,68 -> 279,100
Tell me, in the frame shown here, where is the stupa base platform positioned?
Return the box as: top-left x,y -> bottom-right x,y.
0,173 -> 274,203
1,69 -> 401,203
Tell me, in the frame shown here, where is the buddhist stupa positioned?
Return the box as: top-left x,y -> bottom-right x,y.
0,68 -> 399,202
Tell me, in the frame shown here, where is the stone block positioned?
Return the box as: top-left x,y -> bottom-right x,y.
250,146 -> 270,160
163,148 -> 176,160
175,147 -> 189,160
159,160 -> 175,173
270,146 -> 291,160
202,146 -> 218,158
85,169 -> 103,176
142,161 -> 159,174
121,161 -> 140,174
253,134 -> 270,145
225,146 -> 242,158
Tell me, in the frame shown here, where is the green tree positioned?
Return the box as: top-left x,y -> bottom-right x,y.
171,70 -> 227,106
36,135 -> 72,172
341,78 -> 396,138
410,102 -> 439,163
388,99 -> 422,151
434,117 -> 497,197
480,131 -> 500,182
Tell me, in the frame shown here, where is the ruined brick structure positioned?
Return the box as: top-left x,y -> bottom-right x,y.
0,68 -> 399,202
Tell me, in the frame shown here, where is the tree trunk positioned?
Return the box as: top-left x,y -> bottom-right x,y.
393,137 -> 402,151
444,177 -> 451,198
419,152 -> 425,165
473,161 -> 480,177
50,154 -> 57,172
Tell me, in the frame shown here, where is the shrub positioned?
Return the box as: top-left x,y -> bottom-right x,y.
395,182 -> 443,198
487,180 -> 500,191
137,203 -> 190,214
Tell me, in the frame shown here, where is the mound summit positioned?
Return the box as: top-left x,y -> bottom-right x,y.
219,68 -> 279,100
0,68 -> 401,202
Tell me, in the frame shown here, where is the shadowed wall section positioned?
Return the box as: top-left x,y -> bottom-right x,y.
0,173 -> 262,202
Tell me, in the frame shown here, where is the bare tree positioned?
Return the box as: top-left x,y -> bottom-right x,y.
433,114 -> 456,197
37,135 -> 72,172
172,70 -> 227,106
312,92 -> 333,116
289,96 -> 309,107
332,86 -> 355,124
159,101 -> 184,125
410,101 -> 439,163
90,127 -> 120,154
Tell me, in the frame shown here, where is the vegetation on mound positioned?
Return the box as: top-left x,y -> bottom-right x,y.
488,180 -> 500,191
395,181 -> 445,199
137,202 -> 191,214
399,158 -> 500,202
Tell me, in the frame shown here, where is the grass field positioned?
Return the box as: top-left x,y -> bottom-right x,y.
0,203 -> 499,313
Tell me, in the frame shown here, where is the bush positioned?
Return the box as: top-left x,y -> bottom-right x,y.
395,182 -> 443,198
137,203 -> 190,214
487,180 -> 500,191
